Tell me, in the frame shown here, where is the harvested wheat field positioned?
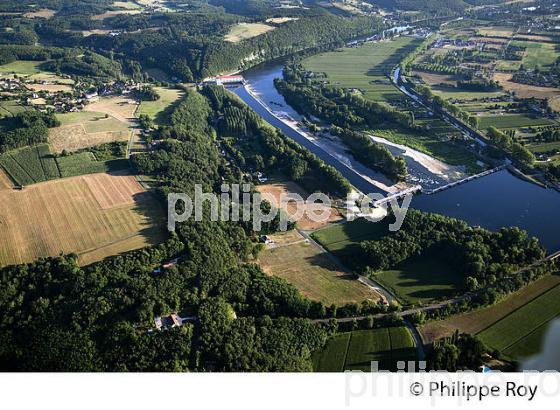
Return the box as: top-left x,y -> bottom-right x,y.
259,230 -> 380,306
85,96 -> 138,123
414,71 -> 457,86
493,73 -> 560,110
256,182 -> 342,230
0,172 -> 166,267
0,168 -> 13,191
25,83 -> 73,92
49,121 -> 130,152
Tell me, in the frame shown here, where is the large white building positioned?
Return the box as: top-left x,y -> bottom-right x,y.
203,75 -> 244,86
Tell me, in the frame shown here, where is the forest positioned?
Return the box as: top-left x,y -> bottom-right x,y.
358,209 -> 546,297
0,86 -> 347,372
0,0 -> 385,81
0,111 -> 60,153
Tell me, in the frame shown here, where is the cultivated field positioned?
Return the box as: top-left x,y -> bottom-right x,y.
303,37 -> 422,102
478,284 -> 560,358
493,73 -> 560,109
85,96 -> 138,123
0,172 -> 166,267
0,168 -> 12,190
477,113 -> 556,130
0,100 -> 29,117
137,87 -> 184,125
413,71 -> 457,86
313,326 -> 417,372
92,9 -> 141,20
0,144 -> 60,185
25,83 -> 72,92
224,23 -> 276,42
258,230 -> 380,306
256,181 -> 342,230
419,274 -> 560,344
50,97 -> 137,152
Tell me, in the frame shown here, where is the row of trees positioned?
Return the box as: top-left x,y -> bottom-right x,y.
486,126 -> 536,165
200,85 -> 352,196
279,64 -> 416,130
329,126 -> 408,181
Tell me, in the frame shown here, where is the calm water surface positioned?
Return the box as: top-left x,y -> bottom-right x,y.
238,61 -> 560,251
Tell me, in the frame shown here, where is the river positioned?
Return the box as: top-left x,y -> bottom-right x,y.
233,61 -> 560,251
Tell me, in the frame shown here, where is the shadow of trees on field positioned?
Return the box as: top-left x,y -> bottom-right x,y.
128,191 -> 169,246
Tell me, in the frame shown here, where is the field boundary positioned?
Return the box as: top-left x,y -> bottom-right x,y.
475,283 -> 560,336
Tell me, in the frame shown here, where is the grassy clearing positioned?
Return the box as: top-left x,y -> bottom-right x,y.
56,111 -> 129,132
512,41 -> 560,68
419,274 -> 560,344
0,101 -> 30,117
0,60 -> 72,84
312,218 -> 389,258
313,326 -> 416,372
429,85 -> 504,100
224,22 -> 276,42
138,87 -> 185,125
24,9 -> 56,19
302,37 -> 422,102
0,60 -> 45,75
528,141 -> 560,154
376,255 -> 459,305
0,172 -> 166,267
478,284 -> 560,357
478,114 -> 557,130
258,230 -> 380,306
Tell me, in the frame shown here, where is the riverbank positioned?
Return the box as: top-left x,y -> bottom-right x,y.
244,83 -> 406,194
369,134 -> 466,181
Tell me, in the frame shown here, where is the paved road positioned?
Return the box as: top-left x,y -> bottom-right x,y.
314,250 -> 560,325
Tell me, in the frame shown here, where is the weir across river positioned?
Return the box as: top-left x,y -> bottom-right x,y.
424,165 -> 508,195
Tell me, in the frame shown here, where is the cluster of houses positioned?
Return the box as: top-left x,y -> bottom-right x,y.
431,38 -> 477,49
0,77 -> 25,93
2,76 -> 148,114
